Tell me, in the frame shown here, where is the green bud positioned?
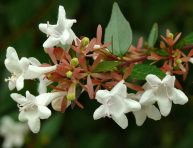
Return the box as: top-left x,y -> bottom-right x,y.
70,58 -> 79,67
172,52 -> 178,58
176,59 -> 182,64
66,71 -> 73,78
167,33 -> 173,39
66,93 -> 76,101
81,37 -> 90,47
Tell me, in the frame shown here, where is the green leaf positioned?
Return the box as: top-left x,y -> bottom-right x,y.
148,23 -> 158,48
93,61 -> 121,73
176,32 -> 193,48
130,64 -> 165,80
104,2 -> 132,57
155,48 -> 169,56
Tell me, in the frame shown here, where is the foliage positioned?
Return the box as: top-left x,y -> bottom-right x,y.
1,0 -> 193,148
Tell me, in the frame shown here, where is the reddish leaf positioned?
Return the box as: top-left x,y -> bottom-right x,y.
125,82 -> 144,91
96,24 -> 102,45
86,75 -> 94,99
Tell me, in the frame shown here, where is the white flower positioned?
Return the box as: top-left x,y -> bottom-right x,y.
140,74 -> 188,116
5,47 -> 57,91
10,91 -> 65,133
4,47 -> 30,91
93,80 -> 141,129
0,116 -> 28,148
128,93 -> 161,126
39,5 -> 77,48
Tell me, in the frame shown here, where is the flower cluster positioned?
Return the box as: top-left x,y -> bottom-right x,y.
4,4 -> 192,133
0,116 -> 28,148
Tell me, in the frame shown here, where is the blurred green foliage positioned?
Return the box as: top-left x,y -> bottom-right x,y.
1,0 -> 193,147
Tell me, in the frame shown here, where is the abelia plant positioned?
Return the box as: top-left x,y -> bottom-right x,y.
4,3 -> 193,134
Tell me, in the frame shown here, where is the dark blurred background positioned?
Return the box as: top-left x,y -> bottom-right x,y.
1,0 -> 193,147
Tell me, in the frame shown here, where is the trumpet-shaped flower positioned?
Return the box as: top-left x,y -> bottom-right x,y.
93,80 -> 141,129
4,47 -> 30,91
128,93 -> 161,126
5,47 -> 57,91
140,74 -> 188,116
0,116 -> 28,148
39,5 -> 77,48
10,91 -> 65,133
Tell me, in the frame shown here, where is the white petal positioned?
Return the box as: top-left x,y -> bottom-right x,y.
110,80 -> 127,98
68,29 -> 78,44
38,106 -> 51,119
169,88 -> 188,105
95,90 -> 111,104
157,98 -> 172,116
43,36 -> 60,48
145,105 -> 161,120
18,111 -> 33,122
162,75 -> 175,88
124,99 -> 141,112
19,111 -> 40,133
19,57 -> 30,72
146,74 -> 161,87
8,80 -> 16,90
16,75 -> 24,91
4,58 -> 21,74
25,91 -> 36,101
10,93 -> 26,104
133,110 -> 147,126
93,105 -> 106,120
60,29 -> 70,45
109,96 -> 125,116
112,114 -> 128,129
39,23 -> 48,34
65,19 -> 77,28
28,57 -> 41,66
57,6 -> 66,24
28,117 -> 40,133
6,47 -> 19,61
140,89 -> 156,105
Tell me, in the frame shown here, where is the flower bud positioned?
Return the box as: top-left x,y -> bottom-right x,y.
66,93 -> 76,101
70,58 -> 79,67
176,59 -> 182,64
66,71 -> 73,78
81,37 -> 90,47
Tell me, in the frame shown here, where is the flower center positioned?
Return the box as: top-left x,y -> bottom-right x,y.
105,100 -> 114,117
18,101 -> 37,112
163,84 -> 172,99
5,73 -> 17,83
